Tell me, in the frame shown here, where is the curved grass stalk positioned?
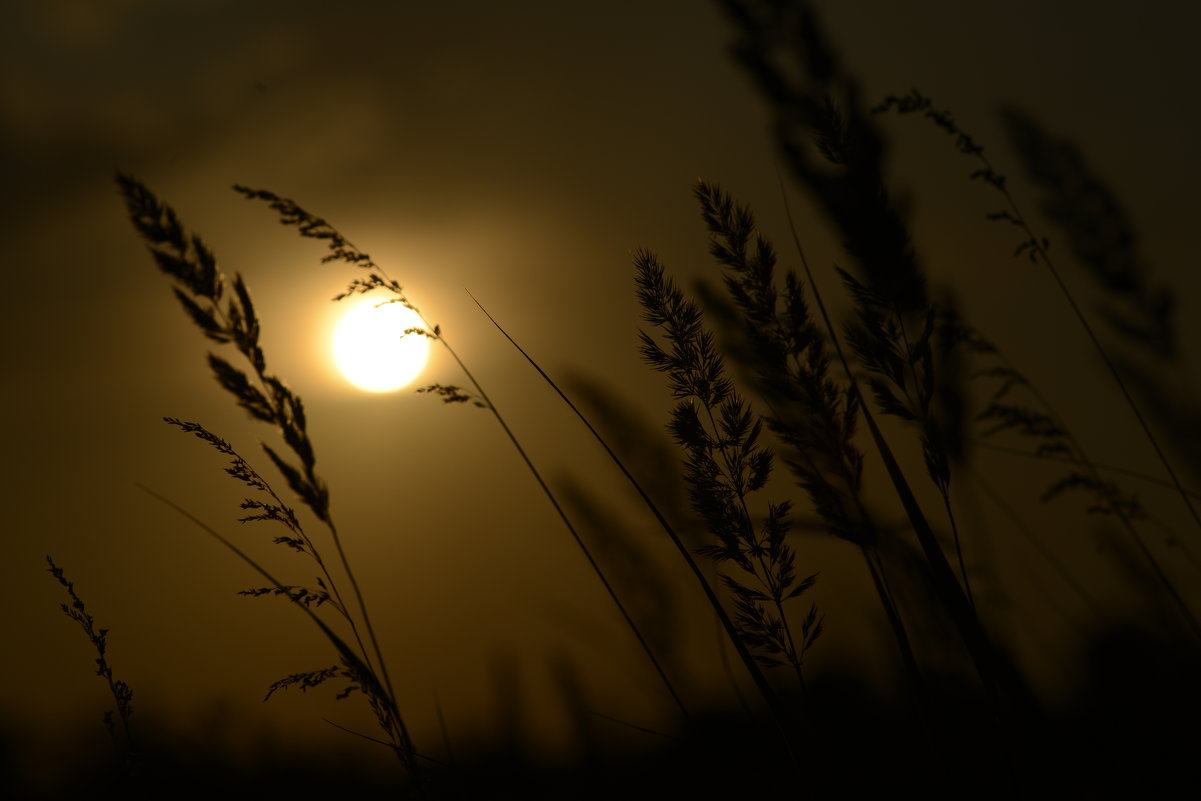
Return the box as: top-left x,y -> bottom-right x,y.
973,439 -> 1201,508
468,293 -> 785,717
944,287 -> 1201,639
233,187 -> 689,720
136,484 -> 417,768
776,180 -> 1030,710
429,321 -> 691,718
117,173 -> 411,763
894,312 -> 976,611
713,0 -> 1026,711
46,557 -> 139,771
633,251 -> 817,759
875,90 -> 1201,537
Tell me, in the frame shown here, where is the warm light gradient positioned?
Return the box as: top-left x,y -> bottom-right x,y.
332,295 -> 430,392
4,0 -> 1200,795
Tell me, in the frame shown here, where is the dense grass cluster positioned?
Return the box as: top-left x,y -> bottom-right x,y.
36,0 -> 1199,797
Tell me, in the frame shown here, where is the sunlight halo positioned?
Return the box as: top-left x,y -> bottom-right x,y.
332,295 -> 431,392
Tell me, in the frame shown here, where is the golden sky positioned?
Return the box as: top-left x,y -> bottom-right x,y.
3,0 -> 1199,783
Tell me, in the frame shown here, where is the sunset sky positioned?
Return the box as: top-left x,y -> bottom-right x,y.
3,0 -> 1199,783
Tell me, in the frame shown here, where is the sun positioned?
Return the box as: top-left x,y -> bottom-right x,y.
332,295 -> 431,392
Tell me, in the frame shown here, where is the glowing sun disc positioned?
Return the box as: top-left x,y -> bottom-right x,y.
332,297 -> 431,392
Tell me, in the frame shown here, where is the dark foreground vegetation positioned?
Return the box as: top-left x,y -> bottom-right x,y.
7,635 -> 1199,798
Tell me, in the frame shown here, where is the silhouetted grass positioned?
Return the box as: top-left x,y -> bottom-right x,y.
45,557 -> 139,781
637,245 -> 821,707
469,297 -> 787,728
117,171 -> 419,769
33,0 -> 1201,797
231,184 -> 688,719
715,5 -> 1048,736
871,90 -> 1201,640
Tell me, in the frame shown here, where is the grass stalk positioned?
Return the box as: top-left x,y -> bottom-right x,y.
46,557 -> 138,771
118,173 -> 413,763
468,294 -> 786,716
973,439 -> 1201,502
876,90 -> 1201,537
776,180 -> 1026,708
717,0 -> 1035,713
233,187 -> 690,719
694,177 -> 931,698
439,329 -> 692,719
135,483 -> 419,768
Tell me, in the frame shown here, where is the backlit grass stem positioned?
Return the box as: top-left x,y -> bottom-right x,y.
234,187 -> 690,719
